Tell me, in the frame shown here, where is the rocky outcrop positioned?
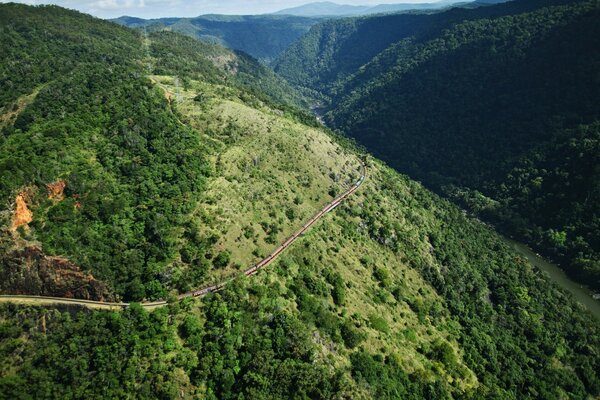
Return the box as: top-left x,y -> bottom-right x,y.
0,246 -> 116,302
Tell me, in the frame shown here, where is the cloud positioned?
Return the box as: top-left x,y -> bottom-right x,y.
90,0 -> 146,10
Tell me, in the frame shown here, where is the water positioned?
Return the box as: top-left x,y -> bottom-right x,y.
503,238 -> 600,319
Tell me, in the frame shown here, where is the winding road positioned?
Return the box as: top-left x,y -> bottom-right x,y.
0,162 -> 367,310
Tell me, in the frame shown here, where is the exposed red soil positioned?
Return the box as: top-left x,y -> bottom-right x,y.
11,193 -> 33,232
47,180 -> 66,201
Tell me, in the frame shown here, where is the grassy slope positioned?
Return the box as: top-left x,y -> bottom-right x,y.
166,77 -> 358,270
156,75 -> 599,397
156,76 -> 476,387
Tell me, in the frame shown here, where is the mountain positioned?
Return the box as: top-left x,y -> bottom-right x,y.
112,14 -> 321,61
273,0 -> 481,17
273,1 -> 371,16
1,3 -> 599,399
111,2 -> 499,62
275,0 -> 600,291
274,0 -> 574,95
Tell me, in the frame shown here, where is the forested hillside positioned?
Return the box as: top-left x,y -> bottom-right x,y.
0,4 -> 304,302
275,0 -> 600,290
0,3 -> 599,399
147,30 -> 307,107
113,14 -> 321,62
274,0 -> 579,96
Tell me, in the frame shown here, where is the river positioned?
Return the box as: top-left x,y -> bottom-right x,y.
504,238 -> 600,319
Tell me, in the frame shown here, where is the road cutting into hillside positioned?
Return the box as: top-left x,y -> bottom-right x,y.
0,162 -> 367,310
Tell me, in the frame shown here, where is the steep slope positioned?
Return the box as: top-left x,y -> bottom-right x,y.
113,14 -> 321,62
0,4 -> 304,302
274,0 -> 580,96
275,0 -> 600,290
0,4 -> 599,400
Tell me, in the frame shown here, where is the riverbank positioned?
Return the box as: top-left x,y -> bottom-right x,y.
504,237 -> 600,319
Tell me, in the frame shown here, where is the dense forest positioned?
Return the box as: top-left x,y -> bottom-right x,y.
0,3 -> 599,399
113,14 -> 321,62
273,0 -> 581,96
0,5 -> 208,301
275,0 -> 600,290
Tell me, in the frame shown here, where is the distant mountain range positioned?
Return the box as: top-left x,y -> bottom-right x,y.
272,0 -> 486,16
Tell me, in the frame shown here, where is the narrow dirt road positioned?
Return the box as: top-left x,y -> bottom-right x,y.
0,163 -> 367,310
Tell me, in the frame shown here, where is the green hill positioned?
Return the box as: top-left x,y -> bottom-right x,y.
112,14 -> 321,62
0,3 -> 599,399
274,0 -> 600,291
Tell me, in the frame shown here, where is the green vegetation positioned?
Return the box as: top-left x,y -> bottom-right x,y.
273,0 -> 573,97
275,0 -> 600,290
0,288 -> 342,399
155,75 -> 357,283
148,31 -> 308,107
0,4 -> 218,301
1,3 -> 599,399
0,4 -> 306,301
2,154 -> 599,397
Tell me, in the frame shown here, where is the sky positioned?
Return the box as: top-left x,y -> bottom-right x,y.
0,0 -> 434,18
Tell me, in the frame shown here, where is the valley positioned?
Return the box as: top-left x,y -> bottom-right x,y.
275,0 -> 600,294
0,2 -> 599,399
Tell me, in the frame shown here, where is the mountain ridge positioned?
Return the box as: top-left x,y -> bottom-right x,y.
112,14 -> 321,61
273,0 -> 477,16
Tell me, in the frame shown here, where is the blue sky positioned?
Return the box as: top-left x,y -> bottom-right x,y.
0,0 -> 434,18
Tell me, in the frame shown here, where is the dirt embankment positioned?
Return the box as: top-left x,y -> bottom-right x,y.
0,246 -> 116,302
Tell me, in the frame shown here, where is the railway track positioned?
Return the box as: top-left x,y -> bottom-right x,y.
0,162 -> 367,310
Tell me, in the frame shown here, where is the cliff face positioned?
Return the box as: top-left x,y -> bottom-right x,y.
0,246 -> 116,302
